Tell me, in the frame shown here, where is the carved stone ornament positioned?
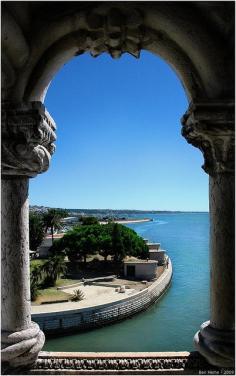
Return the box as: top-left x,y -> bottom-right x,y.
181,101 -> 234,176
2,102 -> 56,178
1,322 -> 45,371
73,6 -> 152,59
13,351 -> 232,375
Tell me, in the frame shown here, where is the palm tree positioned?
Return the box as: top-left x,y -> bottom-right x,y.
30,264 -> 44,301
42,208 -> 67,243
42,255 -> 67,287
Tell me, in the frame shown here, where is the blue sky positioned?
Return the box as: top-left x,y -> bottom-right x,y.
29,51 -> 209,211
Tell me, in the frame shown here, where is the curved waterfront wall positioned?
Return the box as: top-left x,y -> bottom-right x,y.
32,259 -> 172,336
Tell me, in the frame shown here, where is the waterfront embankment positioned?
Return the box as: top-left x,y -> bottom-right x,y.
43,212 -> 209,353
32,259 -> 172,336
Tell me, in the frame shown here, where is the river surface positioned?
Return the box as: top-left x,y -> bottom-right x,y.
43,212 -> 210,352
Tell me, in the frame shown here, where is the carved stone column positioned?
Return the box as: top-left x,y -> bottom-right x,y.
181,100 -> 235,368
1,102 -> 56,370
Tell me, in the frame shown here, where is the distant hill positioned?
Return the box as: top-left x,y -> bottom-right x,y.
30,206 -> 207,215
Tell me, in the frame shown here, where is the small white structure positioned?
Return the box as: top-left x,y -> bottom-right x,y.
124,258 -> 159,281
146,241 -> 166,265
147,242 -> 161,250
149,250 -> 166,265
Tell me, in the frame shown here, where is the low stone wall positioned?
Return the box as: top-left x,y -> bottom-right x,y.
57,276 -> 117,290
90,282 -> 122,288
32,260 -> 172,336
57,282 -> 84,291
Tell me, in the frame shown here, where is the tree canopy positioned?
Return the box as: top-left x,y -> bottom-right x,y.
79,216 -> 99,226
52,223 -> 149,263
29,212 -> 45,251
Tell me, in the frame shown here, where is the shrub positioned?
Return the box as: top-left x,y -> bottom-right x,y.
80,216 -> 99,226
70,289 -> 85,302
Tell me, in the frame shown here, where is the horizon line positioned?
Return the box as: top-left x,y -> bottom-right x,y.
30,205 -> 209,213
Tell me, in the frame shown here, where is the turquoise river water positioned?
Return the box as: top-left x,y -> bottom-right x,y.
43,212 -> 210,352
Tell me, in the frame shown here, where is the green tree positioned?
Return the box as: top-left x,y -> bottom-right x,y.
120,225 -> 149,259
106,223 -> 149,260
80,216 -> 99,226
42,255 -> 67,287
53,223 -> 148,266
29,212 -> 45,251
58,229 -> 83,262
55,225 -> 100,263
79,234 -> 98,264
42,208 -> 68,243
98,234 -> 112,262
111,223 -> 125,262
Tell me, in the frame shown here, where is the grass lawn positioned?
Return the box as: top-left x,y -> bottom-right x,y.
34,287 -> 72,305
32,277 -> 82,305
30,257 -> 120,304
56,278 -> 81,287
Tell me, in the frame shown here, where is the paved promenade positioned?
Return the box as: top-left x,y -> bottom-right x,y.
31,284 -> 136,314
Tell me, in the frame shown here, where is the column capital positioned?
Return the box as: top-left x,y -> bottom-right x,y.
1,102 -> 56,178
181,100 -> 235,176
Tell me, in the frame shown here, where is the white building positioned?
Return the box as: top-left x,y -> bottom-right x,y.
124,258 -> 159,280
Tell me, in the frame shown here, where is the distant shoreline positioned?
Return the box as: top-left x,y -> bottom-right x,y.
30,205 -> 209,215
99,218 -> 152,225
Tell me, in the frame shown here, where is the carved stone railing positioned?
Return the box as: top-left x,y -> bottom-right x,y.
3,351 -> 232,375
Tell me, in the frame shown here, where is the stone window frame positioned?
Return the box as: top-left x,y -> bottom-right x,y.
1,2 -> 234,374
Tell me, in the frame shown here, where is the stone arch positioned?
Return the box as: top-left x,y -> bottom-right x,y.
2,2 -> 234,103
